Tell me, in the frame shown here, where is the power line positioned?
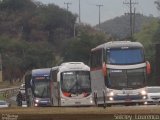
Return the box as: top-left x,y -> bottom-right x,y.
123,0 -> 138,39
96,4 -> 103,30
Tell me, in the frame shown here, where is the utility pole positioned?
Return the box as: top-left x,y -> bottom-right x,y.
64,2 -> 72,12
0,53 -> 2,82
123,0 -> 138,40
79,0 -> 81,23
96,4 -> 103,30
64,2 -> 72,38
133,7 -> 136,34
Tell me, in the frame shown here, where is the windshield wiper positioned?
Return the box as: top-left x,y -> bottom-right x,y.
41,87 -> 46,98
68,81 -> 77,94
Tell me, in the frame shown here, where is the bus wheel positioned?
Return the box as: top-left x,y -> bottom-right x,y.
103,91 -> 106,109
94,92 -> 98,106
58,99 -> 60,107
51,98 -> 54,106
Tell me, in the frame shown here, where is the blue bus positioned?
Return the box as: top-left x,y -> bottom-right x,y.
25,68 -> 52,107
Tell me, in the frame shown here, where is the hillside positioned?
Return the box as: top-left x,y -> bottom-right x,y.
98,14 -> 158,39
0,0 -> 108,83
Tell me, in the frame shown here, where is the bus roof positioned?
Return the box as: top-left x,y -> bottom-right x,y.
32,68 -> 51,77
91,41 -> 143,51
58,62 -> 90,72
51,66 -> 59,70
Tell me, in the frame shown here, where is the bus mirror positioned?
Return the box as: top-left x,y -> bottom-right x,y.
146,61 -> 151,75
102,62 -> 107,76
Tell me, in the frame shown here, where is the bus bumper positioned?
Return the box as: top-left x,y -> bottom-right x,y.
60,97 -> 94,106
106,95 -> 147,105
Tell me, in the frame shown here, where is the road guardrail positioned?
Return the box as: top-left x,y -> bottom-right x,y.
0,87 -> 19,99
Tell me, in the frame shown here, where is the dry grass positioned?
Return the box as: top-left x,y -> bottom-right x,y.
0,81 -> 21,89
0,106 -> 160,114
0,106 -> 160,120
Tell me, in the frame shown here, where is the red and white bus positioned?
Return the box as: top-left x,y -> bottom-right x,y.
50,62 -> 93,106
90,41 -> 151,107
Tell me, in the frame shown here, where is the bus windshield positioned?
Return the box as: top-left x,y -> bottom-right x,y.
108,68 -> 146,89
107,48 -> 144,65
32,78 -> 50,98
61,71 -> 91,94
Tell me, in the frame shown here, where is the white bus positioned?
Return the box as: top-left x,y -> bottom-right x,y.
50,62 -> 93,106
90,41 -> 151,107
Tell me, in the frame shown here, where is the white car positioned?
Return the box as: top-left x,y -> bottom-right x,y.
0,100 -> 10,108
146,86 -> 160,105
22,101 -> 27,107
19,83 -> 26,101
20,83 -> 25,89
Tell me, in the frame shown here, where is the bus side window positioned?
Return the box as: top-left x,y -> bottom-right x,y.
91,49 -> 103,68
52,70 -> 58,82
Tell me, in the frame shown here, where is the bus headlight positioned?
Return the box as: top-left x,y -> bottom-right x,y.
143,96 -> 147,99
35,99 -> 39,103
141,90 -> 147,95
34,103 -> 38,107
144,102 -> 148,105
90,97 -> 93,104
109,91 -> 114,96
109,97 -> 114,101
90,99 -> 93,104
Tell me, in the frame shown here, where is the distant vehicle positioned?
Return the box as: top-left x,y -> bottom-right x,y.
146,86 -> 160,105
16,91 -> 23,106
22,101 -> 27,107
25,68 -> 52,107
90,41 -> 150,107
20,83 -> 25,89
50,62 -> 93,106
0,100 -> 10,108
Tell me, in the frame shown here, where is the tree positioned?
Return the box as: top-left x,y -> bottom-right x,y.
0,36 -> 55,82
155,0 -> 160,11
134,19 -> 160,85
63,25 -> 109,64
0,0 -> 36,11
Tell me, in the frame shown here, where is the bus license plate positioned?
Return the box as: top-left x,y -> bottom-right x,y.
125,99 -> 131,101
75,102 -> 81,105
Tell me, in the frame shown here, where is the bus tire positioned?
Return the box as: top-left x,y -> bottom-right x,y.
57,98 -> 60,107
57,96 -> 61,107
103,91 -> 106,109
94,92 -> 98,106
51,98 -> 53,106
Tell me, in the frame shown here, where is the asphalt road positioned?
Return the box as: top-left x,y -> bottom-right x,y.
1,95 -> 159,120
1,87 -> 159,120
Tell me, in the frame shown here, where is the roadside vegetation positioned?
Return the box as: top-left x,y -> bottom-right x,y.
0,0 -> 109,83
134,1 -> 160,85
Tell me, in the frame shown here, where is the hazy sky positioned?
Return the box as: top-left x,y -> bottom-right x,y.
36,0 -> 159,26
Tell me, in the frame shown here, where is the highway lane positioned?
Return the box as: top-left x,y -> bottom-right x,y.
2,90 -> 160,120
7,95 -> 160,114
